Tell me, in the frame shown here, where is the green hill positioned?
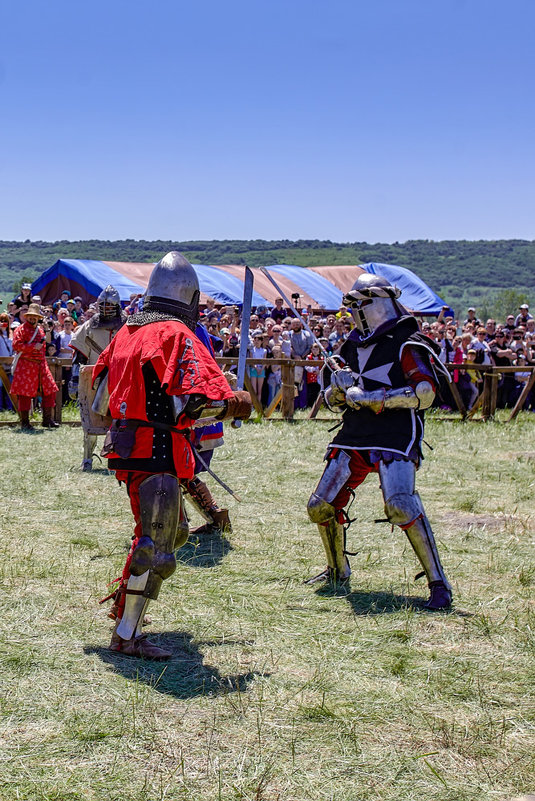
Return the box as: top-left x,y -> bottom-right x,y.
1,238 -> 534,317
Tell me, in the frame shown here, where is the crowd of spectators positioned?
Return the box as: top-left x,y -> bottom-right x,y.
196,297 -> 535,412
1,285 -> 533,414
420,304 -> 534,411
196,296 -> 346,409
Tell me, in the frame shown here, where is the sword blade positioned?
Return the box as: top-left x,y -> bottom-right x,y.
193,447 -> 242,502
232,265 -> 254,429
236,265 -> 253,391
259,266 -> 338,369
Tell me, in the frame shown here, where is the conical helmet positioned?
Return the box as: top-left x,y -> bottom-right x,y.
144,251 -> 200,324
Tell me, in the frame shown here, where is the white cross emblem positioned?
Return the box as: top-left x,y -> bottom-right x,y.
350,343 -> 394,388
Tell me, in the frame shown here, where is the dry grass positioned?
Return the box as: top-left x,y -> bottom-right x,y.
0,410 -> 534,800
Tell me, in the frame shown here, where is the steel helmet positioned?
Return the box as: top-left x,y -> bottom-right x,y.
144,251 -> 199,325
97,285 -> 121,320
343,273 -> 402,342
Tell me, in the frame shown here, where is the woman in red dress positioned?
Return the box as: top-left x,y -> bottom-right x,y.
11,303 -> 59,430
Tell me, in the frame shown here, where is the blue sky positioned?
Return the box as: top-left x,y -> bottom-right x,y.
1,0 -> 534,243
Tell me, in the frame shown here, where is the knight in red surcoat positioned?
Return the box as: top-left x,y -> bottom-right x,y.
93,252 -> 251,659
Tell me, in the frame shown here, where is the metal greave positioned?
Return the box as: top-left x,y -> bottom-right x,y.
82,433 -> 97,469
379,459 -> 450,589
403,514 -> 451,590
308,451 -> 353,579
317,518 -> 351,579
116,473 -> 188,641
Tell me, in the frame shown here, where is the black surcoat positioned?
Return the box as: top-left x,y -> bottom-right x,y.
330,317 -> 440,456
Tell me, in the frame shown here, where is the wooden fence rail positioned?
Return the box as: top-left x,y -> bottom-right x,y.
0,356 -> 533,424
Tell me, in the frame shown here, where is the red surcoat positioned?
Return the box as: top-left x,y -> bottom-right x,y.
93,319 -> 233,478
11,322 -> 59,398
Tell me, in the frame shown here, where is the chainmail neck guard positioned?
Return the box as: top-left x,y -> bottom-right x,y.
89,312 -> 126,331
127,309 -> 197,331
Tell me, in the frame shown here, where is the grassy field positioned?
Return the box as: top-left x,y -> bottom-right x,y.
0,412 -> 534,801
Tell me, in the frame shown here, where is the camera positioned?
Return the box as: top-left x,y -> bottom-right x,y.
291,292 -> 300,300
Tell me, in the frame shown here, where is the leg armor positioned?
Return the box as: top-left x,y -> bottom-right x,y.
379,459 -> 452,603
82,433 -> 97,471
307,450 -> 352,582
182,476 -> 232,535
116,473 -> 189,641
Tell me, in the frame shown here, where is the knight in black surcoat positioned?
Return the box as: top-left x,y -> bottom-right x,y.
306,273 -> 453,610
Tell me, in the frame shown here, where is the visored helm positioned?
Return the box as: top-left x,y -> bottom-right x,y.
98,285 -> 121,320
144,251 -> 200,325
343,273 -> 402,342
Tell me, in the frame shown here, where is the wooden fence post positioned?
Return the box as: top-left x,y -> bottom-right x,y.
448,378 -> 467,418
508,369 -> 535,421
280,362 -> 295,420
0,363 -> 17,412
481,371 -> 493,421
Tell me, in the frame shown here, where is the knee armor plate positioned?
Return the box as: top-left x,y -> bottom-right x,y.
135,473 -> 188,599
307,449 -> 352,523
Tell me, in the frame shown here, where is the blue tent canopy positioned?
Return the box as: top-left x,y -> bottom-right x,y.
30,258 -> 451,316
31,259 -> 270,307
363,263 -> 453,317
192,264 -> 267,306
267,264 -> 343,309
32,259 -> 144,304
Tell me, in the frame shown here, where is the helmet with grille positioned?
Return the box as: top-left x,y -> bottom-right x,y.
343,273 -> 402,342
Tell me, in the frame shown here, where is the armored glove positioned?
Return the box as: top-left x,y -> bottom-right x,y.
328,367 -> 355,406
330,367 -> 355,393
217,390 -> 252,421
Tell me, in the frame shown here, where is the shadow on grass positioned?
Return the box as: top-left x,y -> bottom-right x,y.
176,531 -> 232,568
84,630 -> 263,699
314,584 -> 459,615
340,588 -> 472,617
344,589 -> 429,615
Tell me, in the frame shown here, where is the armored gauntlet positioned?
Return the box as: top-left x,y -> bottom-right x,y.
217,390 -> 252,421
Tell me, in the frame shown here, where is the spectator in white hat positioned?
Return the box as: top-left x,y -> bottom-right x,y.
515,304 -> 532,327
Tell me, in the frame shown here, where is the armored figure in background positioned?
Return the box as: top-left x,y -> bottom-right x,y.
307,273 -> 452,610
181,321 -> 234,538
70,286 -> 126,470
93,252 -> 251,659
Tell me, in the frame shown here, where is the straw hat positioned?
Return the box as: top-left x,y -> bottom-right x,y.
22,303 -> 44,320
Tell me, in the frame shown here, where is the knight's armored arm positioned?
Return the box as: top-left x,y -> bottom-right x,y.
327,345 -> 436,413
180,394 -> 225,419
178,391 -> 252,421
345,382 -> 434,413
215,390 -> 252,421
72,348 -> 88,366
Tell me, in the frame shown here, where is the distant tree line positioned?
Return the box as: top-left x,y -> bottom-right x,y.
1,238 -> 534,304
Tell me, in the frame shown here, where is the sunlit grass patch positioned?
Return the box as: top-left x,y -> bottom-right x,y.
0,413 -> 534,800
